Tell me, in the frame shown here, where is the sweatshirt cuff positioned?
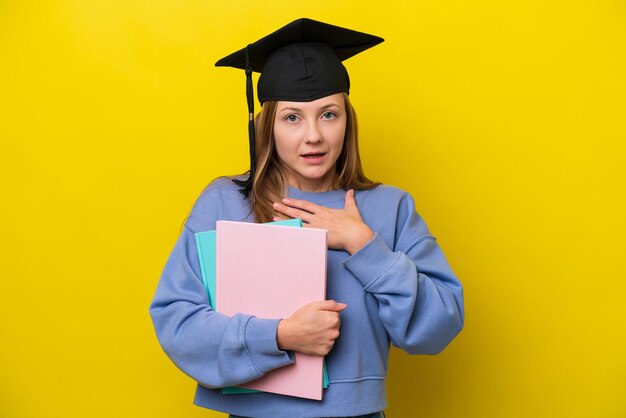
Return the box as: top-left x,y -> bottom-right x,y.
243,317 -> 295,375
343,233 -> 400,289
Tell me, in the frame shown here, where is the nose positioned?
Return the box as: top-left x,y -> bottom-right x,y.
304,120 -> 323,144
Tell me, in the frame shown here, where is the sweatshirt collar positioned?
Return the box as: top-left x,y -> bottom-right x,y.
286,185 -> 347,205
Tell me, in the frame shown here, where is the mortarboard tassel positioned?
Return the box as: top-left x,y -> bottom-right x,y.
233,44 -> 256,197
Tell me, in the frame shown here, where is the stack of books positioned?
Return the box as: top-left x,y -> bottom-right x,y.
195,219 -> 328,400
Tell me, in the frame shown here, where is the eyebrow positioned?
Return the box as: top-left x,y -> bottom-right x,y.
277,103 -> 341,113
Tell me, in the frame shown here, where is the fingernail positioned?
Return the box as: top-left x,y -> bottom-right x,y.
273,202 -> 280,209
282,198 -> 290,203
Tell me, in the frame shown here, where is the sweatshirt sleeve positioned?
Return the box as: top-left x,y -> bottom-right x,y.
148,186 -> 294,388
343,191 -> 464,355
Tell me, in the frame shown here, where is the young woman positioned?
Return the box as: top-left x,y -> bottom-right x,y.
150,18 -> 464,418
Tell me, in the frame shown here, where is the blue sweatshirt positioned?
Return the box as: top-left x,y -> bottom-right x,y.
149,177 -> 464,418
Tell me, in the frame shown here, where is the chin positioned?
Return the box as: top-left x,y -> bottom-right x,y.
301,168 -> 332,180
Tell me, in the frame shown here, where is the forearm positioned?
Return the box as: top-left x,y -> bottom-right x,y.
149,226 -> 293,387
344,233 -> 464,354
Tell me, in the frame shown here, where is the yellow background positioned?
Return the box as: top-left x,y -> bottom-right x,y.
2,1 -> 625,417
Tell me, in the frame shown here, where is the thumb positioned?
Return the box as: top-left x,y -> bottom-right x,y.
318,300 -> 348,312
344,189 -> 357,210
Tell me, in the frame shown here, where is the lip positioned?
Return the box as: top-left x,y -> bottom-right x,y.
300,152 -> 327,164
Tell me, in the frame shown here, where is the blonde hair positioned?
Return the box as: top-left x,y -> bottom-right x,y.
247,93 -> 379,223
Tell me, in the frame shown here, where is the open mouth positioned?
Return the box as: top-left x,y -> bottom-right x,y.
301,152 -> 327,160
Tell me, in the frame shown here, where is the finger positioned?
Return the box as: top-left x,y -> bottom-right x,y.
305,300 -> 345,311
314,300 -> 347,312
272,215 -> 291,222
344,189 -> 356,210
273,202 -> 313,222
281,197 -> 320,214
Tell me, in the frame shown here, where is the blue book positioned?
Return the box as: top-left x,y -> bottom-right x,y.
195,218 -> 329,394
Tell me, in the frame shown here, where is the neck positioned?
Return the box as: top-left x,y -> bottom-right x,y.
287,174 -> 338,193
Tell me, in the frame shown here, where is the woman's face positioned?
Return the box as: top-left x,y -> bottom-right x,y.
273,93 -> 346,192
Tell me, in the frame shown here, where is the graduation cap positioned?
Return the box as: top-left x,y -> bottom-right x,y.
215,18 -> 384,196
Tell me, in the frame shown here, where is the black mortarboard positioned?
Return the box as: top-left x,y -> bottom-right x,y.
215,18 -> 384,196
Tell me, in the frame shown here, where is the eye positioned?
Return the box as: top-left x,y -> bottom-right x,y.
322,111 -> 336,120
284,114 -> 299,122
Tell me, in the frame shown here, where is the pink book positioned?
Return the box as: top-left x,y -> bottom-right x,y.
215,220 -> 327,400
